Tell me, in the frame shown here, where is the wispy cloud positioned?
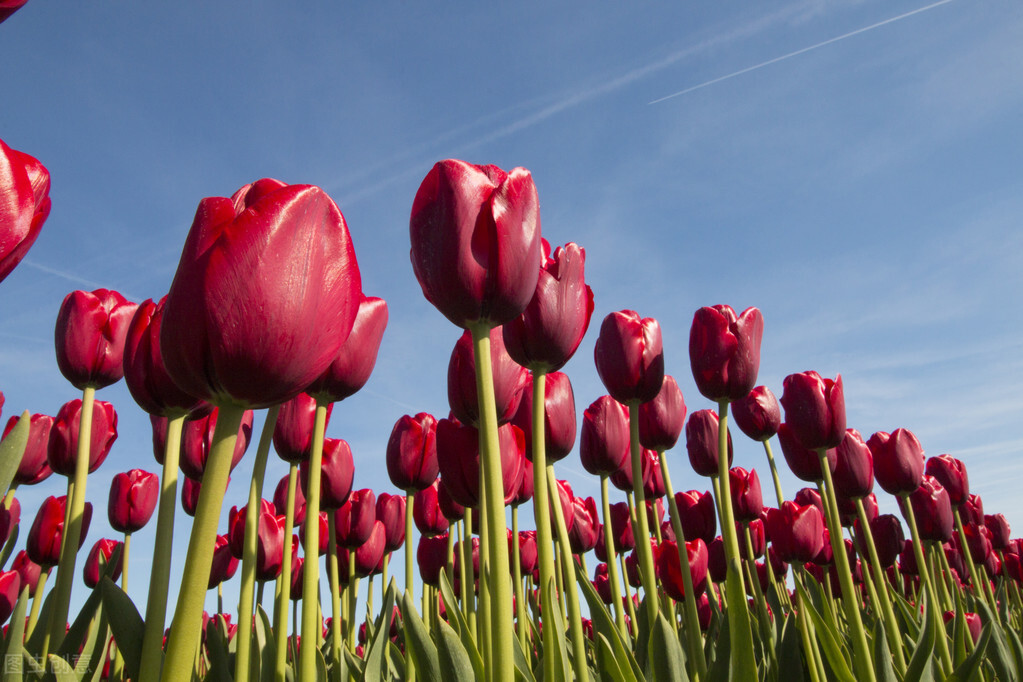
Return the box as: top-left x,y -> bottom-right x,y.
21,259 -> 143,302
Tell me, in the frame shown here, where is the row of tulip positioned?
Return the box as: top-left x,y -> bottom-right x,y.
3,136 -> 1023,682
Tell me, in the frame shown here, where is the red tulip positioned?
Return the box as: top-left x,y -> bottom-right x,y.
961,523 -> 993,564
409,159 -> 541,329
181,476 -> 202,517
688,305 -> 763,402
108,469 -> 159,533
765,502 -> 824,564
833,428 -> 873,499
594,310 -> 664,405
729,467 -> 763,523
656,538 -> 709,601
503,240 -> 594,372
869,428 -> 926,496
551,479 -> 576,535
867,514 -> 905,568
161,178 -> 361,409
926,455 -> 969,507
376,493 -> 406,553
273,473 -> 306,528
906,475 -> 953,542
299,512 -> 330,557
985,514 -> 1011,551
517,531 -> 538,574
579,395 -> 630,477
0,499 -> 19,548
54,289 -> 138,391
962,494 -> 984,526
3,413 -> 53,485
511,370 -> 577,463
306,294 -> 388,403
386,412 -> 439,492
436,418 -> 525,508
511,457 -> 534,506
274,392 -> 333,464
335,489 -> 377,550
413,479 -> 449,537
208,534 -> 238,589
610,447 -> 665,498
352,521 -> 387,578
437,480 -> 466,522
228,501 -> 285,581
122,298 -> 206,417
743,518 -> 766,560
607,502 -> 635,552
638,375 -> 687,452
674,490 -> 717,545
780,372 -> 846,450
686,409 -> 732,477
0,138 -> 50,283
593,563 -> 613,605
943,611 -> 982,645
289,556 -> 305,601
179,407 -> 253,480
300,436 -> 354,510
447,327 -> 528,427
0,571 -> 19,625
777,423 -> 835,483
10,551 -> 40,595
83,538 -> 123,588
731,386 -> 780,442
708,537 -> 726,583
47,399 -> 117,476
417,534 -> 448,587
568,496 -> 600,554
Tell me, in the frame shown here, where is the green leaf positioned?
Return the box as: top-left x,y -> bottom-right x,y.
776,614 -> 805,682
706,598 -> 730,682
870,614 -> 897,682
47,653 -> 82,681
98,578 -> 144,682
361,582 -> 396,682
204,619 -> 233,682
648,611 -> 689,682
434,619 -> 475,682
0,413 -> 30,497
315,647 -> 329,682
574,562 -> 642,682
255,605 -> 276,682
510,621 -> 536,682
794,579 -> 855,682
1,587 -> 29,682
902,593 -> 936,682
889,591 -> 920,645
343,647 -> 365,680
54,585 -> 103,664
596,634 -> 629,682
400,591 -> 441,682
542,577 -> 571,682
977,598 -> 1018,682
437,571 -> 484,681
0,525 -> 19,571
387,641 -> 405,681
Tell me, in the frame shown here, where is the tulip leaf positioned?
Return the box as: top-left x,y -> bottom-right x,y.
361,582 -> 396,682
889,591 -> 920,643
903,593 -> 936,682
542,577 -> 571,682
0,412 -> 29,497
54,583 -> 103,664
437,571 -> 484,680
400,591 -> 441,682
343,647 -> 365,680
794,579 -> 855,682
434,618 -> 475,682
255,605 -> 276,682
47,653 -> 82,681
511,623 -> 536,682
98,577 -> 144,681
0,524 -> 19,571
1,586 -> 29,682
595,634 -> 630,682
315,647 -> 329,682
776,614 -> 805,682
706,599 -> 730,682
976,598 -> 1018,682
648,611 -> 689,682
870,615 -> 897,682
388,641 -> 405,680
1007,622 -> 1023,678
574,562 -> 642,681
946,622 -> 991,682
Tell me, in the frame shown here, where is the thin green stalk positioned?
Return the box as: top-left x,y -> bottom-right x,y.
929,541 -> 954,613
547,465 -> 588,681
511,505 -> 527,654
275,463 -> 299,682
26,568 -> 50,638
953,508 -> 990,609
794,564 -> 828,682
121,532 -> 131,592
299,403 -> 330,680
854,497 -> 906,674
327,516 -> 343,670
762,439 -> 785,508
554,536 -> 567,620
161,404 -> 245,682
346,553 -> 358,652
445,526 -> 455,588
405,491 -> 416,682
743,524 -> 778,673
619,553 -> 638,637
599,476 -> 628,640
626,403 -> 659,622
236,405 -> 280,682
460,513 -> 475,639
901,495 -> 954,675
139,413 -> 185,681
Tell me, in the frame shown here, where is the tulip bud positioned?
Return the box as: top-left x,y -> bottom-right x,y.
413,480 -> 450,537
83,538 -> 123,588
906,475 -> 953,542
418,534 -> 449,587
962,494 -> 984,526
984,514 -> 1011,551
688,305 -> 763,402
306,294 -> 388,403
731,386 -> 780,442
353,521 -> 386,578
0,138 -> 50,283
0,498 -> 18,549
47,399 -> 118,476
780,372 -> 846,450
436,419 -> 524,508
54,289 -> 138,391
868,514 -> 905,568
593,564 -> 613,605
962,523 -> 993,564
607,502 -> 635,552
386,413 -> 439,492
10,551 -> 41,595
832,428 -> 873,499
656,538 -> 709,601
436,480 -> 465,522
209,534 -> 238,589
729,467 -> 763,523
510,371 -> 576,463
272,473 -> 305,529
765,502 -> 825,564
27,497 -> 92,569
594,310 -> 665,405
686,409 -> 733,477
708,537 -> 726,583
517,531 -> 538,574
409,160 -> 541,329
869,428 -> 925,496
179,407 -> 253,480
181,476 -> 201,517
777,423 -> 835,483
300,437 -> 354,510
289,556 -> 305,601
274,392 -> 332,463
228,501 -> 285,581
3,413 -> 53,485
568,496 -> 600,554
447,327 -> 528,427
743,518 -> 766,560
510,458 -> 534,506
335,489 -> 377,550
0,571 -> 19,626
299,512 -> 330,557
674,490 -> 717,545
108,469 -> 159,533
579,395 -> 630,477
925,455 -> 969,507
376,493 -> 406,553
610,447 -> 664,497
638,375 -> 687,452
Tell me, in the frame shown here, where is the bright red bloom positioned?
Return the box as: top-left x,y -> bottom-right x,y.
54,289 -> 138,391
306,294 -> 388,403
413,480 -> 449,537
906,475 -> 953,542
208,534 -> 238,589
228,500 -> 285,581
780,372 -> 846,451
47,399 -> 117,476
83,538 -> 123,588
731,386 -> 780,442
511,370 -> 577,464
10,551 -> 40,595
180,476 -> 202,517
447,326 -> 528,427
594,310 -> 664,405
925,455 -> 969,507
869,428 -> 925,496
273,392 -> 332,464
832,428 -> 873,500
179,407 -> 253,480
686,409 -> 732,477
3,413 -> 53,485
409,159 -> 541,329
638,375 -> 687,452
161,178 -> 361,409
0,571 -> 19,626
0,138 -> 50,283
688,305 -> 763,402
436,418 -> 525,508
386,412 -> 439,493
765,502 -> 824,564
108,469 -> 159,533
299,512 -> 330,557
579,395 -> 630,477
27,496 -> 92,567
729,467 -> 763,523
300,437 -> 354,510
656,538 -> 709,601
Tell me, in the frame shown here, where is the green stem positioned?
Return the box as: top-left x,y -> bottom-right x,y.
599,476 -> 629,641
275,463 -> 299,682
929,541 -> 953,613
627,403 -> 659,622
762,439 -> 786,508
405,492 -> 415,598
953,508 -> 989,608
299,403 -> 330,680
161,404 -> 245,682
346,553 -> 358,652
854,497 -> 906,674
794,564 -> 828,682
511,505 -> 527,654
139,413 -> 185,682
328,516 -> 343,671
547,465 -> 588,682
26,569 -> 50,639
460,514 -> 475,640
620,553 -> 639,637
743,524 -> 777,672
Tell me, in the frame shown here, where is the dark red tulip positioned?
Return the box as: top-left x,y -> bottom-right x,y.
83,538 -> 123,588
334,489 -> 377,550
161,178 -> 361,409
765,502 -> 824,564
594,310 -> 664,405
832,428 -> 873,499
209,534 -> 238,589
1005,553 -> 1023,584
708,537 -> 726,583
906,475 -> 953,542
780,372 -> 846,450
503,241 -> 593,372
289,556 -> 305,601
436,418 -> 525,508
943,611 -> 982,645
179,407 -> 253,480
437,480 -> 466,522
274,392 -> 333,464
777,423 -> 835,483
299,512 -> 330,557
638,375 -> 686,452
686,409 -> 733,477
768,545 -> 789,579
925,455 -> 969,507
413,480 -> 449,537
353,521 -> 387,578
47,399 -> 117,476
511,457 -> 534,506
453,536 -> 482,582
0,1 -> 31,25
579,395 -> 630,477
54,289 -> 138,391
300,437 -> 354,510
688,305 -> 763,403
793,487 -> 824,514
593,563 -> 613,605
645,498 -> 666,530
511,370 -> 576,463
4,413 -> 53,485
868,515 -> 904,568
11,551 -> 40,595
0,571 -> 19,625
624,547 -> 644,588
962,523 -> 993,564
674,490 -> 717,545
447,327 -> 528,427
814,529 -> 834,566
517,531 -> 538,574
552,479 -> 576,535
985,514 -> 1011,551
122,298 -> 206,417
108,469 -> 159,533
962,494 -> 984,526
898,540 -> 918,575
610,447 -> 664,497
0,138 -> 50,283
181,476 -> 202,517
607,502 -> 635,552
568,496 -> 600,554
418,533 -> 449,587
731,386 -> 780,442
869,428 -> 925,496
0,499 -> 19,548
409,159 -> 541,329
386,412 -> 439,493
228,501 -> 285,581
273,473 -> 306,527
729,467 -> 763,523
656,538 -> 709,601
376,493 -> 406,553
743,518 -> 766,560
306,294 -> 388,403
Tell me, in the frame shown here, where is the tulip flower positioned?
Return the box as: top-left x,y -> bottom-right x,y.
334,489 -> 377,550
300,437 -> 354,510
54,289 -> 138,391
83,539 -> 123,588
228,501 -> 285,581
11,551 -> 41,596
386,412 -> 439,492
447,327 -> 528,427
47,399 -> 117,476
299,512 -> 330,557
606,502 -> 635,553
0,138 -> 50,283
961,523 -> 993,564
686,409 -> 733,477
638,375 -> 687,452
868,428 -> 925,496
833,428 -> 873,500
729,467 -> 763,523
765,502 -> 825,564
868,514 -> 905,568
962,494 -> 984,526
108,469 -> 159,533
674,490 -> 718,545
511,370 -> 577,463
906,475 -> 954,542
579,395 -> 630,476
26,497 -> 91,568
437,481 -> 466,522
984,514 -> 1011,551
352,521 -> 387,578
503,240 -> 594,372
517,531 -> 538,574
657,538 -> 709,601
609,447 -> 664,497
180,476 -> 201,517
274,472 -> 306,528
777,423 -> 835,483
413,479 -> 449,536
436,419 -> 525,508
417,534 -> 449,587
376,493 -> 406,553
0,499 -> 19,547
707,537 -> 727,583
780,372 -> 846,450
943,611 -> 982,645
409,159 -> 541,330
594,310 -> 664,405
179,407 -> 254,480
925,455 -> 969,507
0,571 -> 19,626
688,305 -> 763,402
567,497 -> 600,554
731,386 -> 780,442
511,457 -> 534,506
3,413 -> 53,485
273,392 -> 333,463
208,534 -> 238,590
306,294 -> 388,403
593,564 -> 614,605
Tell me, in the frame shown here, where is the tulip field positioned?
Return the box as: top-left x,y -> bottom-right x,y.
3,4 -> 1023,682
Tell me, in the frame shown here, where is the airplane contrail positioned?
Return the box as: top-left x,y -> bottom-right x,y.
649,0 -> 956,105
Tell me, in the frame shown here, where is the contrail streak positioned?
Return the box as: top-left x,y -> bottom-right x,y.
649,0 -> 956,105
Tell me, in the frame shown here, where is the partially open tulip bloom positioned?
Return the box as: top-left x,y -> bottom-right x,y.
594,311 -> 664,405
161,178 -> 362,409
657,538 -> 709,601
0,138 -> 50,284
417,534 -> 449,587
729,467 -> 763,523
273,392 -> 332,464
511,370 -> 577,463
833,429 -> 874,500
386,412 -> 439,492
47,399 -> 117,476
3,413 -> 53,485
503,241 -> 594,372
925,455 -> 970,507
334,489 -> 377,550
907,475 -> 954,543
985,514 -> 1011,551
638,375 -> 686,452
209,534 -> 238,589
869,428 -> 926,496
777,423 -> 835,483
447,327 -> 528,427
579,395 -> 630,477
301,437 -> 354,510
765,502 -> 825,564
674,490 -> 717,544
306,294 -> 388,402
688,305 -> 763,403
731,386 -> 780,442
228,501 -> 285,581
409,159 -> 541,329
54,289 -> 138,391
780,372 -> 846,451
686,409 -> 733,477
83,539 -> 123,588
353,521 -> 387,578
568,496 -> 600,554
413,480 -> 449,537
108,469 -> 159,533
27,496 -> 92,567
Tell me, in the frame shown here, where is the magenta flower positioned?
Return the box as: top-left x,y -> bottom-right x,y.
832,428 -> 873,500
447,326 -> 528,427
0,138 -> 50,283
579,395 -> 630,477
638,375 -> 687,452
780,371 -> 846,451
686,409 -> 733,478
386,412 -> 439,493
4,413 -> 53,485
54,289 -> 138,391
925,455 -> 970,507
869,428 -> 926,496
47,399 -> 117,476
731,386 -> 780,442
510,370 -> 577,463
594,310 -> 664,405
688,305 -> 763,402
273,392 -> 333,464
307,294 -> 388,403
108,469 -> 159,533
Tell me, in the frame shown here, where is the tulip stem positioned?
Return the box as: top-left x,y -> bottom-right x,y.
546,465 -> 588,681
511,505 -> 527,654
599,476 -> 629,641
626,403 -> 659,624
762,439 -> 786,508
929,541 -> 954,613
459,514 -> 475,640
793,564 -> 827,682
853,497 -> 906,674
327,515 -> 343,671
275,462 -> 299,682
43,386 -> 96,659
952,508 -> 993,610
714,400 -> 757,680
26,568 -> 50,639
162,404 -> 244,682
299,403 -> 329,680
743,524 -> 778,672
619,553 -> 639,637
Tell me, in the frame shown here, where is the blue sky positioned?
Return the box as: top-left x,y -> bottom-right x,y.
2,0 -> 1022,620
